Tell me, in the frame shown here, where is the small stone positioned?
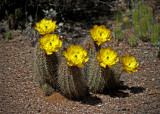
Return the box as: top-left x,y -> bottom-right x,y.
138,43 -> 142,47
144,51 -> 149,54
37,109 -> 41,112
148,89 -> 160,95
25,103 -> 31,108
9,83 -> 14,87
124,29 -> 134,38
152,78 -> 156,81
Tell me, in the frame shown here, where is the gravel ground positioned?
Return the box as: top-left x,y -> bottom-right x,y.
1,0 -> 160,113
0,29 -> 160,113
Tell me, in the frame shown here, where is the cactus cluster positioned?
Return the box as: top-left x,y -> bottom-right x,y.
114,1 -> 160,48
34,17 -> 139,100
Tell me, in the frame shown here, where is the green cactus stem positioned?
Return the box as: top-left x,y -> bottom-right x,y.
140,19 -> 149,41
34,43 -> 58,91
105,62 -> 122,90
58,57 -> 88,100
115,10 -> 123,25
88,58 -> 109,93
151,33 -> 159,44
114,26 -> 124,41
123,17 -> 131,28
133,24 -> 141,37
129,36 -> 137,47
132,10 -> 139,26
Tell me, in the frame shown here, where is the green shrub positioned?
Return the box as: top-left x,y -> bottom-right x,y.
5,32 -> 12,40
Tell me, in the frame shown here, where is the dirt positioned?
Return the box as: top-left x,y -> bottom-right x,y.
0,0 -> 160,113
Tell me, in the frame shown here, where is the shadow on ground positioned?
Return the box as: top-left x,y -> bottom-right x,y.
102,81 -> 146,98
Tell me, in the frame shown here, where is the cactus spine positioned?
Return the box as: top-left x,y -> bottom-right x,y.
140,19 -> 149,41
129,36 -> 137,47
58,57 -> 88,99
132,10 -> 139,26
133,24 -> 141,37
114,26 -> 123,40
151,25 -> 160,44
105,62 -> 122,90
115,10 -> 123,24
88,58 -> 109,93
82,36 -> 97,80
123,17 -> 131,28
34,43 -> 58,92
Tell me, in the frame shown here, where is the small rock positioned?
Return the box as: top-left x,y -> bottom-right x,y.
148,89 -> 160,95
37,108 -> 41,112
144,51 -> 149,54
124,29 -> 134,38
138,43 -> 142,47
9,83 -> 14,87
25,103 -> 31,108
152,78 -> 156,81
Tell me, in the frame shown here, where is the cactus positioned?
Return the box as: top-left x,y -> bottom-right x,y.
152,24 -> 160,35
105,62 -> 122,90
133,24 -> 141,37
136,1 -> 144,17
88,58 -> 109,93
151,33 -> 159,44
83,36 -> 97,59
129,36 -> 137,47
123,17 -> 131,28
140,19 -> 149,41
42,83 -> 55,96
34,43 -> 58,91
15,8 -> 22,20
81,36 -> 97,81
114,10 -> 123,25
126,9 -> 131,15
114,26 -> 124,40
58,57 -> 88,99
147,7 -> 153,29
8,14 -> 15,29
132,10 -> 139,26
4,32 -> 12,40
140,6 -> 148,18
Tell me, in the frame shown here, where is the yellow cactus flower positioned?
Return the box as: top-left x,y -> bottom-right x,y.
63,45 -> 89,67
39,34 -> 62,55
96,48 -> 119,68
35,19 -> 58,35
90,25 -> 111,46
121,54 -> 139,74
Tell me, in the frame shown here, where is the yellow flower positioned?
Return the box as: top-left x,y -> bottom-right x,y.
96,48 -> 119,68
121,54 -> 139,74
39,34 -> 62,55
63,45 -> 89,67
35,19 -> 58,35
90,25 -> 111,46
123,17 -> 129,22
